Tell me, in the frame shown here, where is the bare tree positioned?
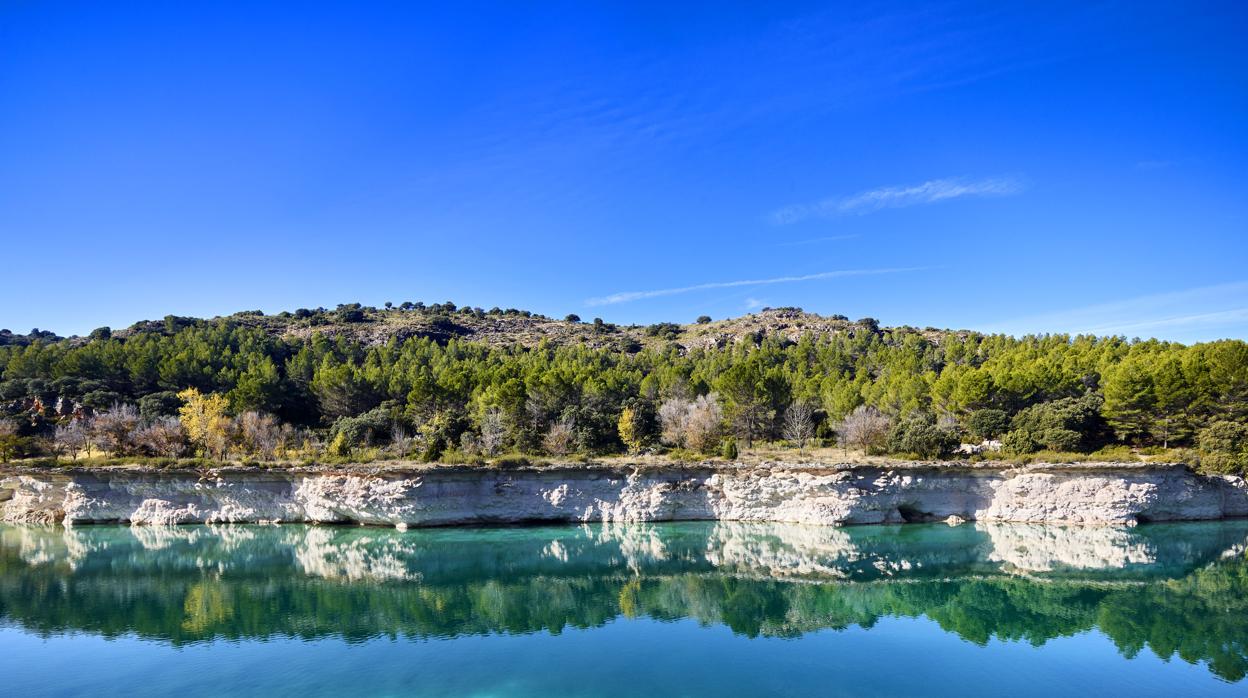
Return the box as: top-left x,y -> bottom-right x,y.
658,394 -> 724,454
236,411 -> 282,460
782,400 -> 815,453
684,393 -> 724,454
388,424 -> 414,457
54,419 -> 92,460
658,397 -> 692,447
835,405 -> 892,456
459,431 -> 480,456
132,417 -> 187,458
542,414 -> 576,456
479,407 -> 507,456
93,403 -> 140,456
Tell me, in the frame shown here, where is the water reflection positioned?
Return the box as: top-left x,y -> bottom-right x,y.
2,520 -> 1247,681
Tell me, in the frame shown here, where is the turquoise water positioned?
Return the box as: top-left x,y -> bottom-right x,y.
2,520 -> 1247,697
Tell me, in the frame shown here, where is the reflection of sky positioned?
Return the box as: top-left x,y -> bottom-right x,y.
3,615 -> 1240,697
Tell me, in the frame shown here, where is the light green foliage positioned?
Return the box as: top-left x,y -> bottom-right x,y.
1197,421 -> 1248,474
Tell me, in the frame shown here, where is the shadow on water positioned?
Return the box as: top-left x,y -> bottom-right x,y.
1,519 -> 1247,682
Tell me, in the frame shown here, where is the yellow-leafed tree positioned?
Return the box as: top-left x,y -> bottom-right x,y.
177,388 -> 231,459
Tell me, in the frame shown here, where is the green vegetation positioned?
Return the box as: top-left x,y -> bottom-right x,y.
0,304 -> 1245,472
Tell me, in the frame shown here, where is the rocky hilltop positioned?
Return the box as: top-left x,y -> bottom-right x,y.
17,304 -> 957,351
3,462 -> 1245,527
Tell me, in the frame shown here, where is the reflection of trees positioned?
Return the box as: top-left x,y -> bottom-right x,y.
0,522 -> 1245,681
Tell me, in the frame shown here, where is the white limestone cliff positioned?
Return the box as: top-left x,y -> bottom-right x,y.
1,463 -> 1245,527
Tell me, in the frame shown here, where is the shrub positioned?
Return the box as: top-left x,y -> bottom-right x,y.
1003,394 -> 1109,454
329,407 -> 393,449
644,323 -> 682,340
138,392 -> 181,421
886,414 -> 958,459
964,409 -> 1009,441
326,432 -> 350,457
1000,429 -> 1039,456
1197,421 -> 1248,475
492,454 -> 531,469
720,439 -> 738,460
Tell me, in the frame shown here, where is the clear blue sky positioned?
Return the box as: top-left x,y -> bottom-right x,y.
2,1 -> 1246,342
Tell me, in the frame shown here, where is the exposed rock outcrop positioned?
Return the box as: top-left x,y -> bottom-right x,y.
1,463 -> 1245,527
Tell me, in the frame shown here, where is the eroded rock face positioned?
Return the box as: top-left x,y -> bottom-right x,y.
1,464 -> 1245,527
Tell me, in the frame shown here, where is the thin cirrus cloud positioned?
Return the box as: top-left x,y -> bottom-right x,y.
585,267 -> 923,306
981,281 -> 1248,342
769,176 -> 1024,224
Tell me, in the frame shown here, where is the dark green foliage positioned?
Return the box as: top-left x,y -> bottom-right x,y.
696,315 -> 712,324
138,391 -> 181,420
329,406 -> 394,449
886,414 -> 959,458
564,314 -> 581,323
721,439 -> 738,460
965,409 -> 1010,441
645,323 -> 681,340
82,390 -> 125,410
1003,394 -> 1109,454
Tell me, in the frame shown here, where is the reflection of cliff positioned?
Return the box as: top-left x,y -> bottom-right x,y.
0,521 -> 1246,681
980,524 -> 1156,572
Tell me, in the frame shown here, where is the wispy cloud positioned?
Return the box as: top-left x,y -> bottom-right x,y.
586,267 -> 922,306
776,234 -> 861,247
770,176 -> 1023,224
981,282 -> 1248,342
744,297 -> 766,310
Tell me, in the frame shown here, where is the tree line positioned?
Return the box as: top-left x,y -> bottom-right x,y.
1,314 -> 1246,471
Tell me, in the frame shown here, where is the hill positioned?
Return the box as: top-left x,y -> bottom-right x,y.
0,301 -> 1245,474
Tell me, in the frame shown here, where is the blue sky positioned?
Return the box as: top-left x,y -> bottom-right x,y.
1,1 -> 1246,342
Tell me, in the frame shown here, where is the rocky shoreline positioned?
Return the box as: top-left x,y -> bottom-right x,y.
2,461 -> 1246,527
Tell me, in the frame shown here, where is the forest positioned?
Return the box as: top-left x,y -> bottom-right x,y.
1,304 -> 1246,473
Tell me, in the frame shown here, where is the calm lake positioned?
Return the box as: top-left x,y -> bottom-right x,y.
2,519 -> 1246,697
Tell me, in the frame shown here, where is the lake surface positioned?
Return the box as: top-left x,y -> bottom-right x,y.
2,520 -> 1247,697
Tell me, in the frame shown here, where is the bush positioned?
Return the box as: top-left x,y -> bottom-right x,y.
1000,429 -> 1039,455
886,415 -> 958,459
329,407 -> 393,449
964,409 -> 1009,441
1004,394 -> 1109,454
138,391 -> 181,420
492,454 -> 531,469
1197,421 -> 1248,475
326,432 -> 350,457
720,439 -> 738,460
644,323 -> 682,340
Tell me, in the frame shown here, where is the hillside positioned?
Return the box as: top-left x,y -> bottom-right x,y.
1,301 -> 1245,475
3,304 -> 962,352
